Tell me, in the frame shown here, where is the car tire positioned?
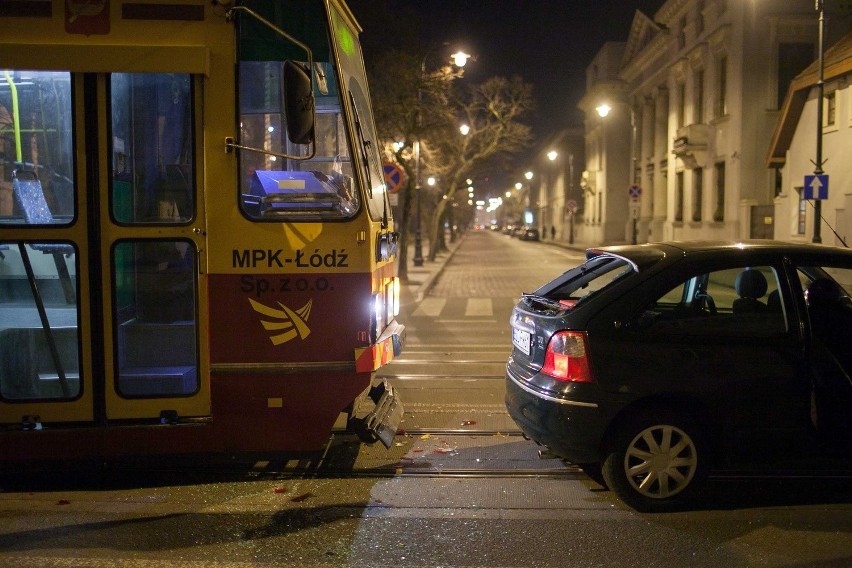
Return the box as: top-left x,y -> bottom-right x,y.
601,409 -> 708,512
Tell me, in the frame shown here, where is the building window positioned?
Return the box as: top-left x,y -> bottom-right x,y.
675,171 -> 684,222
678,16 -> 687,49
692,168 -> 703,222
714,161 -> 725,222
716,55 -> 728,117
678,83 -> 686,127
797,187 -> 806,234
695,68 -> 705,123
777,43 -> 814,109
774,167 -> 783,198
825,91 -> 836,127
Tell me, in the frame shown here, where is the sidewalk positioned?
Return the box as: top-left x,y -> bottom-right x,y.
399,235 -> 464,303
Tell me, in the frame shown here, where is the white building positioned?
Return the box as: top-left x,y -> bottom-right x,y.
768,30 -> 852,247
577,0 -> 849,247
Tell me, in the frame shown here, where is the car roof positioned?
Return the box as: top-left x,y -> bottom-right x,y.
593,240 -> 852,256
587,240 -> 852,270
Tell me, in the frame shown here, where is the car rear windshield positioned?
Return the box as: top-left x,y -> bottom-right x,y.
531,254 -> 635,308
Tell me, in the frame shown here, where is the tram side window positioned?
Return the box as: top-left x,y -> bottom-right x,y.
110,73 -> 194,224
0,242 -> 80,401
0,70 -> 74,224
113,240 -> 199,398
238,61 -> 359,220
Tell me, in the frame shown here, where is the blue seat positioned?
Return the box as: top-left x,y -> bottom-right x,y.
12,170 -> 76,303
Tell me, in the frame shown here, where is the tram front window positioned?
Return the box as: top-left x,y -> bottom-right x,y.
238,61 -> 358,220
0,242 -> 80,401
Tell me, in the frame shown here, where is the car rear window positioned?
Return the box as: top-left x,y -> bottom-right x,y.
531,254 -> 635,307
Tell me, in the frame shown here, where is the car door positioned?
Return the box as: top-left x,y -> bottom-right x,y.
790,257 -> 852,450
589,257 -> 812,465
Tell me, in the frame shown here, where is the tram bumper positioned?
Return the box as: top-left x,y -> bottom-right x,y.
351,380 -> 404,449
355,320 -> 406,372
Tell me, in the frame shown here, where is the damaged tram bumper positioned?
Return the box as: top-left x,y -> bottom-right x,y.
350,320 -> 405,448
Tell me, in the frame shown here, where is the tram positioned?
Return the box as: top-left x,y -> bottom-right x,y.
0,0 -> 405,465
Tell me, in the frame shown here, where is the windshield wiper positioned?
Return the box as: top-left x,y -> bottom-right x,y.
522,293 -> 565,310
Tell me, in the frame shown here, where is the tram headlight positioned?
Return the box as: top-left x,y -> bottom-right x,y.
373,293 -> 383,340
392,277 -> 400,317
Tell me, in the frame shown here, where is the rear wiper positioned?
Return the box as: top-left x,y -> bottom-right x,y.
522,293 -> 565,310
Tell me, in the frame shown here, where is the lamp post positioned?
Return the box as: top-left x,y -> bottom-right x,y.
812,0 -> 825,244
413,49 -> 469,266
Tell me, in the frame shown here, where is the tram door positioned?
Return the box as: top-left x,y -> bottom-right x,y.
0,64 -> 208,428
100,70 -> 208,421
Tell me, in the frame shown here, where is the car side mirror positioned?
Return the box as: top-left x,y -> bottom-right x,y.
282,60 -> 315,145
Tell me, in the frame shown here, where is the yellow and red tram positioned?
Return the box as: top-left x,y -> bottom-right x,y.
0,0 -> 404,465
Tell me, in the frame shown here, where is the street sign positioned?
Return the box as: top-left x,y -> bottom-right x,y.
803,174 -> 828,200
628,184 -> 642,200
629,200 -> 641,219
382,161 -> 407,194
566,199 -> 578,212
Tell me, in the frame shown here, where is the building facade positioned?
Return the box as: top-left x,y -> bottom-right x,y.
575,0 -> 849,247
769,30 -> 852,247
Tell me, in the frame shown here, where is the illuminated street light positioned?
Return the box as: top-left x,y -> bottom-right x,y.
524,171 -> 534,180
596,103 -> 612,118
515,182 -> 523,190
547,150 -> 558,161
451,51 -> 471,67
427,176 -> 436,186
459,123 -> 470,136
414,47 -> 472,266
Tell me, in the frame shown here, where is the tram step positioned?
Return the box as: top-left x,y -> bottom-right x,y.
118,365 -> 197,396
119,320 -> 195,367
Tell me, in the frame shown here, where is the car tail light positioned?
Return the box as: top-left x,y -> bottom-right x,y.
541,331 -> 594,383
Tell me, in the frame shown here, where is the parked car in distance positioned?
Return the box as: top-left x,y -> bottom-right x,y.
520,226 -> 540,241
505,241 -> 852,512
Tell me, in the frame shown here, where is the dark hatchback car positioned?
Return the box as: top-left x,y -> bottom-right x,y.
506,241 -> 852,511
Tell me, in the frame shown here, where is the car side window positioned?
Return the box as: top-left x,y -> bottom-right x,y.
633,265 -> 787,337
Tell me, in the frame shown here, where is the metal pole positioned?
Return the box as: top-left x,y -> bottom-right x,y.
812,0 -> 824,244
413,59 -> 426,266
413,139 -> 424,265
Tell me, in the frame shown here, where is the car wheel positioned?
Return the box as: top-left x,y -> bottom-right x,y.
602,410 -> 707,512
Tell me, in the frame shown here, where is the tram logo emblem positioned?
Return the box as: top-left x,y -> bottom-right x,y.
249,298 -> 313,345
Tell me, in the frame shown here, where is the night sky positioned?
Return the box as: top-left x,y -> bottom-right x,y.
348,0 -> 667,141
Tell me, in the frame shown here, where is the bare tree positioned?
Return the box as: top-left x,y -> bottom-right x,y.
423,76 -> 533,260
366,49 -> 462,277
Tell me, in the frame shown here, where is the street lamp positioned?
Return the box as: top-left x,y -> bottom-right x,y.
413,48 -> 470,267
596,103 -> 612,118
459,123 -> 470,136
451,51 -> 471,67
547,150 -> 558,161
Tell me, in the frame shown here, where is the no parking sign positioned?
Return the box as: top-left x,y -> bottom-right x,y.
628,184 -> 642,200
382,162 -> 407,194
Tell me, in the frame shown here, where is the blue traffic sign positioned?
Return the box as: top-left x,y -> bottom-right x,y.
803,174 -> 828,200
382,161 -> 407,194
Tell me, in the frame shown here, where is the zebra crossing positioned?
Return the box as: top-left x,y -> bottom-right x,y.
408,296 -> 517,320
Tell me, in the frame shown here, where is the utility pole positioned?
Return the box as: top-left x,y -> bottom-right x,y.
812,0 -> 825,244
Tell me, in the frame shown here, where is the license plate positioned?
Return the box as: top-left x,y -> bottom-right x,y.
512,327 -> 531,355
